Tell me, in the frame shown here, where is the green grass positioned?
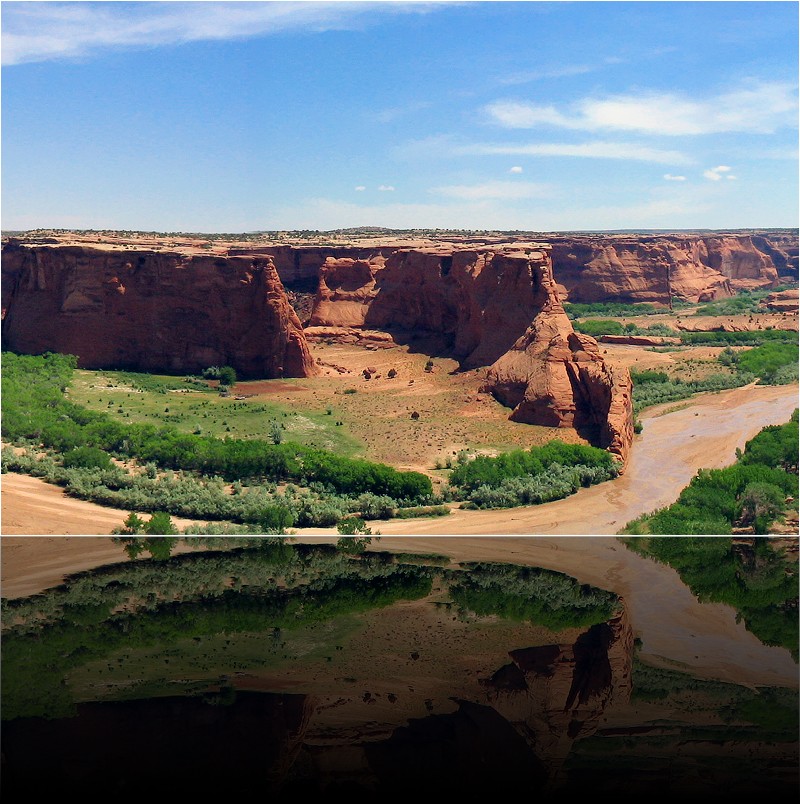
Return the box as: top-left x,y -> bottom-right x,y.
69,369 -> 362,456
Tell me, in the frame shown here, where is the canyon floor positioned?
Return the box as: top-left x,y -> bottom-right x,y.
3,376 -> 798,537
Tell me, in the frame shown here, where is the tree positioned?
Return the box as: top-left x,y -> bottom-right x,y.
114,512 -> 146,536
337,517 -> 372,536
218,365 -> 237,387
736,483 -> 785,534
62,446 -> 113,470
144,511 -> 179,536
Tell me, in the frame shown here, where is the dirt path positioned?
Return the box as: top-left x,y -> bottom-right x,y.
2,383 -> 797,536
2,535 -> 797,688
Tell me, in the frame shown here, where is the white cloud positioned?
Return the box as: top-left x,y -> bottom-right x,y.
429,181 -> 548,201
663,174 -> 686,181
354,186 -> 366,192
727,175 -> 738,180
703,165 -> 733,181
378,185 -> 395,192
456,141 -> 692,165
1,2 -> 446,66
485,81 -> 798,135
509,166 -> 524,173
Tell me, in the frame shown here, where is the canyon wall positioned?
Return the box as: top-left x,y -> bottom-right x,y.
547,233 -> 785,303
0,243 -> 316,379
266,232 -> 792,306
307,244 -> 634,464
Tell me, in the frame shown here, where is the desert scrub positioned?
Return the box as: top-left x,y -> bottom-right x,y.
631,371 -> 751,415
448,440 -> 618,508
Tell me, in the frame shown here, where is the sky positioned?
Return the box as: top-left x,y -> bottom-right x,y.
1,0 -> 798,232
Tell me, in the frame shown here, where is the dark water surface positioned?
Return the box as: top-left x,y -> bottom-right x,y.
2,542 -> 797,800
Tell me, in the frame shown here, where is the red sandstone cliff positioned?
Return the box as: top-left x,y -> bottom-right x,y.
258,233 -> 790,308
307,244 -> 633,464
481,258 -> 633,465
1,243 -> 316,379
548,234 -> 782,304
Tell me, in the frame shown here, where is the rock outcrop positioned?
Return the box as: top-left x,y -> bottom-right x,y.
1,243 -> 316,379
761,288 -> 799,313
548,233 -> 782,304
481,257 -> 633,466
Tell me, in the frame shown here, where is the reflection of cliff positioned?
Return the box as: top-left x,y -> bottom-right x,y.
287,605 -> 633,795
482,607 -> 633,785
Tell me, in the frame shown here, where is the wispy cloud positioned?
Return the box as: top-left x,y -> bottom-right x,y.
703,165 -> 734,181
354,185 -> 366,192
509,166 -> 523,173
485,81 -> 798,135
378,185 -> 395,192
1,1 -> 445,66
455,141 -> 693,165
429,181 -> 549,201
663,174 -> 686,181
496,63 -> 595,87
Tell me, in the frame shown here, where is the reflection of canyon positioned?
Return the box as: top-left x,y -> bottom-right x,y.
2,603 -> 633,797
2,545 -> 797,798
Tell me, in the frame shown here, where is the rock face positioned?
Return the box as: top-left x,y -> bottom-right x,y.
309,246 -> 577,368
548,233 -> 782,304
761,288 -> 799,313
481,258 -> 634,465
1,243 -> 316,379
255,233 -> 792,310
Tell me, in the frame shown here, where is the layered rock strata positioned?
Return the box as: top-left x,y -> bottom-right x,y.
481,257 -> 634,465
1,243 -> 316,378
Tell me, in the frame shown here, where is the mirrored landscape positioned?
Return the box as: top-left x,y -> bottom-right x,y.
2,537 -> 797,799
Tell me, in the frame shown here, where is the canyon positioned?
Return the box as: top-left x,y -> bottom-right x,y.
1,230 -> 795,466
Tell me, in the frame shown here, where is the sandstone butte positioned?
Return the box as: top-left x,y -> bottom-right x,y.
2,230 -> 795,467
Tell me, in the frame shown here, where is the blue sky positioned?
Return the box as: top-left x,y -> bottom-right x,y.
2,1 -> 797,232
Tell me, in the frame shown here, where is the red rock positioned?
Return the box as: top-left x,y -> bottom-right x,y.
1,243 -> 316,379
482,255 -> 633,467
549,233 -> 784,304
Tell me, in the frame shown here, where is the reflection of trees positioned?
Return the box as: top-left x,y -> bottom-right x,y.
449,563 -> 618,630
1,544 -> 433,721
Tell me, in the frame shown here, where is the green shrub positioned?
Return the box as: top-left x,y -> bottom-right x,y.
573,319 -> 625,337
62,446 -> 113,470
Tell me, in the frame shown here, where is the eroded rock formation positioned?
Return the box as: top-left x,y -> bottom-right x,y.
481,257 -> 634,465
548,233 -> 784,303
1,243 -> 316,378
